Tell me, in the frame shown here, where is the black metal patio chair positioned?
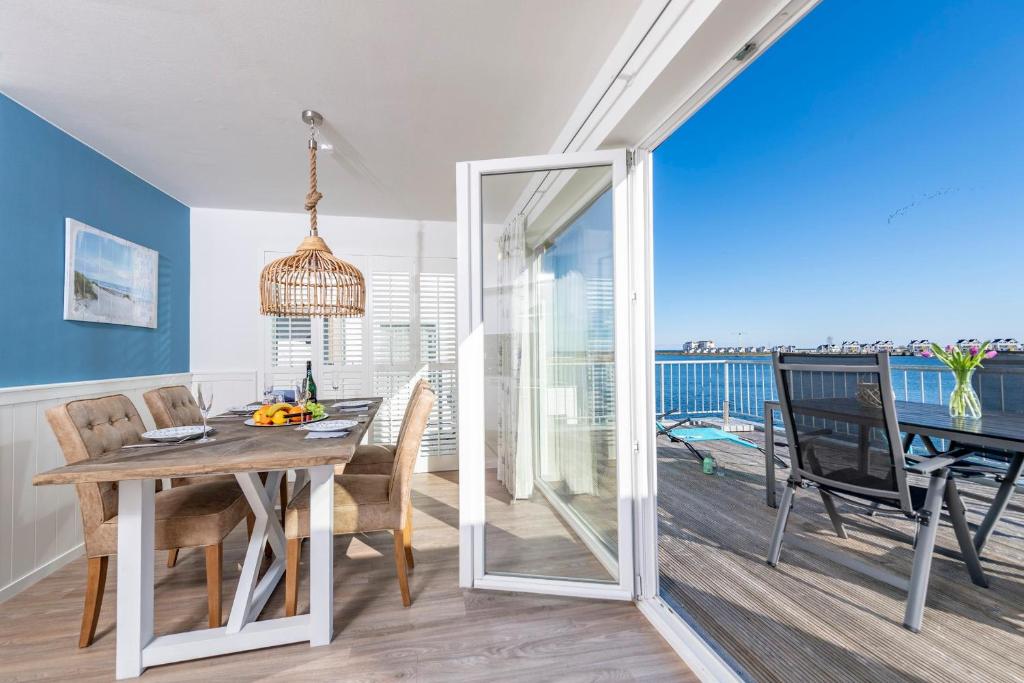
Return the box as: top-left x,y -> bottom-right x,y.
766,352 -> 988,632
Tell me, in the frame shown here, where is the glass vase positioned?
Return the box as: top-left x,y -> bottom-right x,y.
948,369 -> 982,419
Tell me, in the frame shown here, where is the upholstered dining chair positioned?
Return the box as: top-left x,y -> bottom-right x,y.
144,385 -> 287,567
284,383 -> 435,614
46,394 -> 251,646
341,379 -> 427,476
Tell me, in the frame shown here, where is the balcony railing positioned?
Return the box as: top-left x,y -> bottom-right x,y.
655,356 -> 1024,422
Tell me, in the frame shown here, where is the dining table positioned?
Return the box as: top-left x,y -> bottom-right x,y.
763,398 -> 1024,553
33,397 -> 381,679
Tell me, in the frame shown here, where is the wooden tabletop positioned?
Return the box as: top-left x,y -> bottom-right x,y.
33,399 -> 381,485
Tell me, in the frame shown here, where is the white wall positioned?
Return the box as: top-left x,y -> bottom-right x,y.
0,372 -> 191,602
189,208 -> 456,409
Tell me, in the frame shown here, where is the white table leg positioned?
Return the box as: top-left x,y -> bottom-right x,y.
116,479 -> 155,680
227,470 -> 287,634
308,465 -> 335,646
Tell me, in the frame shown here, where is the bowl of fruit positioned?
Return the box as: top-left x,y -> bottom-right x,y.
246,402 -> 328,427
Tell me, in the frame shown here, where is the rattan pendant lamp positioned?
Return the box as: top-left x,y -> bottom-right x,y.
259,110 -> 365,317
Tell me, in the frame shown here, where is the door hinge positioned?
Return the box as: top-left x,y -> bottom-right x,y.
636,573 -> 643,596
626,149 -> 635,169
632,440 -> 640,453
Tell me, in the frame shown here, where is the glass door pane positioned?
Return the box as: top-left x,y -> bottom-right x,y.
480,163 -> 620,584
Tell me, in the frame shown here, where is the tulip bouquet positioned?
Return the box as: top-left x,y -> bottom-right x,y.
922,342 -> 997,418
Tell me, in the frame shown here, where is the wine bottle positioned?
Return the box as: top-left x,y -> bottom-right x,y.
305,361 -> 318,403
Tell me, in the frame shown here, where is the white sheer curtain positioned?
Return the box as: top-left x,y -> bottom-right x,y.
539,270 -> 597,496
495,215 -> 534,499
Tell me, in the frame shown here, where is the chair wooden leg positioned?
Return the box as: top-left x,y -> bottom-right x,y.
166,548 -> 179,568
404,507 -> 414,569
285,538 -> 301,617
205,543 -> 223,628
79,556 -> 108,648
393,528 -> 411,607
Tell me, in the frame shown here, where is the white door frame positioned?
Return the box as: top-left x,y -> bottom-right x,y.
456,149 -> 635,601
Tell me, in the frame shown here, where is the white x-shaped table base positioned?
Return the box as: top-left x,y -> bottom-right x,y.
114,465 -> 335,679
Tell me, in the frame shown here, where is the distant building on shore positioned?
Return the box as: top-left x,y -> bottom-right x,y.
992,338 -> 1020,352
681,340 -> 716,352
840,340 -> 861,353
864,340 -> 895,353
908,339 -> 932,353
957,338 -> 983,351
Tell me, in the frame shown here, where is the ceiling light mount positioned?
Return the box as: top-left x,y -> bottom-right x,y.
301,110 -> 323,127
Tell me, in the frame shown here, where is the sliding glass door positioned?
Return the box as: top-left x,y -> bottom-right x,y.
457,150 -> 634,599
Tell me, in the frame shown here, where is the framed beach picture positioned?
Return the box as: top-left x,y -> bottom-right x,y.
63,218 -> 158,328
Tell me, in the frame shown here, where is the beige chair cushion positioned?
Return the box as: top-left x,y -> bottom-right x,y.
337,380 -> 425,476
46,394 -> 248,558
144,385 -> 233,488
46,395 -> 148,534
285,385 -> 436,541
285,474 -> 393,538
87,478 -> 250,557
143,385 -> 202,428
342,443 -> 397,475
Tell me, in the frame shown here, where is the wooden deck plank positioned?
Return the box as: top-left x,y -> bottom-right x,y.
657,433 -> 1024,683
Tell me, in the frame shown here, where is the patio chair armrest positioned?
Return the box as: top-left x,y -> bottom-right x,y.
904,449 -> 973,474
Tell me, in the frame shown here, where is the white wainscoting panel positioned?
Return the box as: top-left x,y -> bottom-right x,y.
0,372 -> 191,602
191,371 -> 260,417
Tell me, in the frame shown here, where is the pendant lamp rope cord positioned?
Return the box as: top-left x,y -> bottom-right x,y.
304,143 -> 324,235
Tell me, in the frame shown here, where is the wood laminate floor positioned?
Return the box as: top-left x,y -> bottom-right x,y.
0,471 -> 692,682
658,433 -> 1024,683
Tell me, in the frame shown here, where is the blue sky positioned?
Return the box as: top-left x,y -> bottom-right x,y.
653,1 -> 1023,349
75,229 -> 133,286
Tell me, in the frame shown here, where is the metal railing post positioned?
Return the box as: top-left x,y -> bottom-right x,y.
723,363 -> 730,424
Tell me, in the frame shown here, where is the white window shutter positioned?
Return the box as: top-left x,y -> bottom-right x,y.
268,316 -> 312,386
419,271 -> 458,456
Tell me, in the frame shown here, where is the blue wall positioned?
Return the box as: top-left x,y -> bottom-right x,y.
0,94 -> 189,387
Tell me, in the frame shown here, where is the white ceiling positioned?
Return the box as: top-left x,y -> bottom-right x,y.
0,0 -> 641,221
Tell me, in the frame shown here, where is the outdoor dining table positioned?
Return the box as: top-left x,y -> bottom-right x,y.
33,398 -> 381,679
764,398 -> 1024,553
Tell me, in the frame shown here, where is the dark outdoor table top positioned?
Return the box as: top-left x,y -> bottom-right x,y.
33,398 -> 381,485
790,397 -> 1024,449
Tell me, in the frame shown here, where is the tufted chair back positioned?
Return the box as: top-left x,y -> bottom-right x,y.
144,385 -> 202,428
388,383 -> 435,522
45,395 -> 147,547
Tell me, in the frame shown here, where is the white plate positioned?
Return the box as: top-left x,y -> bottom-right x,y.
244,414 -> 329,428
228,403 -> 262,414
299,419 -> 358,432
333,400 -> 372,409
141,425 -> 212,442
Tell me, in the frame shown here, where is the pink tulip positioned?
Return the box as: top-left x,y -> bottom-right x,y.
945,345 -> 955,353
921,349 -> 933,358
985,350 -> 998,359
970,345 -> 980,356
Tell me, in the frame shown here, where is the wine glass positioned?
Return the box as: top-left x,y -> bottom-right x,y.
263,378 -> 275,405
331,372 -> 340,397
196,384 -> 216,443
294,378 -> 309,409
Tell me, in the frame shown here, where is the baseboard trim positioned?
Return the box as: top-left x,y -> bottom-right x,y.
637,596 -> 744,683
0,543 -> 84,604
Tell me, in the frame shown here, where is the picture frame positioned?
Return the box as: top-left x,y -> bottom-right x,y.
63,218 -> 159,328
